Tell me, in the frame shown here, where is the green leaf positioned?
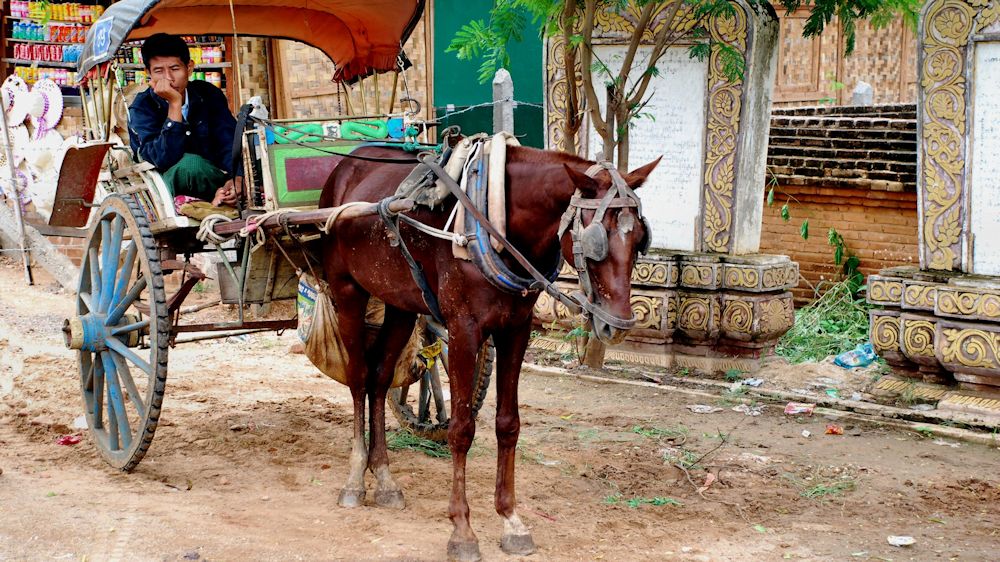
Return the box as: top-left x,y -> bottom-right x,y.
569,34 -> 584,47
753,524 -> 768,533
800,219 -> 809,240
780,204 -> 790,222
688,42 -> 711,62
767,187 -> 775,206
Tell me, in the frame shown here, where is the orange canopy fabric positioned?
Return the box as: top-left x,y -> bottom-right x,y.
80,0 -> 423,82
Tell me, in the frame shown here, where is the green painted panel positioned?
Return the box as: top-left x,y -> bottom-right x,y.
268,143 -> 357,207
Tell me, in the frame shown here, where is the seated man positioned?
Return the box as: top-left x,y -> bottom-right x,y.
128,32 -> 238,208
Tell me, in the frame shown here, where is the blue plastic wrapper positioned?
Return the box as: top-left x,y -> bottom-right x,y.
834,343 -> 877,369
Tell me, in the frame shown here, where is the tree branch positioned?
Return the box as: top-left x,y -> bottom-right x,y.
615,2 -> 656,99
561,0 -> 581,154
626,0 -> 685,109
580,0 -> 609,140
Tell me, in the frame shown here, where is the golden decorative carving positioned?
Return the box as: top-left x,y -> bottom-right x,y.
940,327 -> 1000,369
679,296 -> 712,331
903,284 -> 937,309
545,1 -> 753,254
631,295 -> 663,330
702,8 -> 748,253
681,264 -> 716,287
759,298 -> 794,335
724,266 -> 760,289
761,265 -> 797,289
902,319 -> 936,358
937,289 -> 1000,319
871,314 -> 901,354
868,278 -> 904,303
920,0 -> 977,270
534,291 -> 554,320
665,293 -> 678,330
633,261 -> 670,285
976,2 -> 1000,31
722,300 -> 753,333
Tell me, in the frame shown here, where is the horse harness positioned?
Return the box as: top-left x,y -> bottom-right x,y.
557,161 -> 651,331
377,144 -> 649,332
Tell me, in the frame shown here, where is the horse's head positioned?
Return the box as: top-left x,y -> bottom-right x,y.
559,158 -> 660,345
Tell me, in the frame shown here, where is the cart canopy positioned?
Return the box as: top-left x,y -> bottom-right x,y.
77,0 -> 423,83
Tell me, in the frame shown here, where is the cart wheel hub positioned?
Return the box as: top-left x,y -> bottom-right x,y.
63,313 -> 142,351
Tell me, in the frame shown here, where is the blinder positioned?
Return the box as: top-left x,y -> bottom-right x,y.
580,221 -> 609,262
638,216 -> 652,255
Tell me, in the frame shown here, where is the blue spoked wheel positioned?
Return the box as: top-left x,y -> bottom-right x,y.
65,195 -> 168,471
388,319 -> 494,442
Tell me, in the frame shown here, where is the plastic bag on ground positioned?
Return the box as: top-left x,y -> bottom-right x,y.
834,343 -> 877,369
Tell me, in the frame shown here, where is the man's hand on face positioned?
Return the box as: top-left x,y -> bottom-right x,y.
211,180 -> 239,207
151,78 -> 182,106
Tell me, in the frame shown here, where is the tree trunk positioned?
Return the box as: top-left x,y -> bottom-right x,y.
582,334 -> 606,369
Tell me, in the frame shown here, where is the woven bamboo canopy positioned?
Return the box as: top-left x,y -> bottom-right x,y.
78,0 -> 424,82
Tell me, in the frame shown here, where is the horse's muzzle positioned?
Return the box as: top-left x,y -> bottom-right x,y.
593,317 -> 628,345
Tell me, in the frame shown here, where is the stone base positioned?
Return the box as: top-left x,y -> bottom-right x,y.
530,336 -> 764,372
868,267 -> 1000,388
533,252 -> 798,371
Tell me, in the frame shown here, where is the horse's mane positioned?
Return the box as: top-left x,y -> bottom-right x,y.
505,145 -> 592,167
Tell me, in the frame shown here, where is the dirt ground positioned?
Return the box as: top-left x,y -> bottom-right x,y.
2,258 -> 1000,562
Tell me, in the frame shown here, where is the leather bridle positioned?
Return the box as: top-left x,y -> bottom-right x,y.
557,161 -> 651,332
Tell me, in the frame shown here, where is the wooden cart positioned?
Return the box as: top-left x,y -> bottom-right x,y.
54,0 -> 493,471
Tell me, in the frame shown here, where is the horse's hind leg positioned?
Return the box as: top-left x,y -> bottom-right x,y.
366,304 -> 416,509
330,281 -> 371,508
492,323 -> 536,555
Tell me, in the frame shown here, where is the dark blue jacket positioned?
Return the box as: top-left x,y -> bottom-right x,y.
128,80 -> 237,173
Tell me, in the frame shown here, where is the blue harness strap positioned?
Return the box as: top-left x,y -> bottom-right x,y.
463,146 -> 561,294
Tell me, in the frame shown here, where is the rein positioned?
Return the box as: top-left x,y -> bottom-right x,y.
416,155 -> 584,316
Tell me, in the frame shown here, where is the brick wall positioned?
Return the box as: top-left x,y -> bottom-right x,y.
760,185 -> 919,303
762,104 -> 919,303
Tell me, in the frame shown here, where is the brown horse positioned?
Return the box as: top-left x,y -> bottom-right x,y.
318,144 -> 658,561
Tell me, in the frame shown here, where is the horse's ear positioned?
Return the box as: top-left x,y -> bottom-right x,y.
624,157 -> 661,189
564,164 -> 600,197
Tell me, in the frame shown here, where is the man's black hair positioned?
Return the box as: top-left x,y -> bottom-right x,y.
140,33 -> 190,69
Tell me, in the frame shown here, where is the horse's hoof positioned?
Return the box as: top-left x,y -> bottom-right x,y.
446,540 -> 482,562
337,488 -> 365,508
374,489 -> 405,509
500,533 -> 536,556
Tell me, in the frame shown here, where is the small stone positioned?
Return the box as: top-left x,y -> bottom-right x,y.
887,535 -> 915,547
0,467 -> 4,476
261,495 -> 270,502
182,551 -> 201,560
218,477 -> 230,486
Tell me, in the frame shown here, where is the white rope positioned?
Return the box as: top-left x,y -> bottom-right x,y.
399,214 -> 467,245
318,201 -> 371,234
196,214 -> 236,244
240,209 -> 296,251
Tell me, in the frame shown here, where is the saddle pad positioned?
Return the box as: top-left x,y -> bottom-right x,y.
451,132 -> 519,260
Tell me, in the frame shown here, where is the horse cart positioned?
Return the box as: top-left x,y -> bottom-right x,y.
53,0 -> 493,471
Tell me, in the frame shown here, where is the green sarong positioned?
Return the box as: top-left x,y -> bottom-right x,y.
162,153 -> 228,201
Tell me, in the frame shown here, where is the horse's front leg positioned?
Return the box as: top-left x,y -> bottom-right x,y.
492,322 -> 536,555
330,282 -> 371,508
444,322 -> 485,562
366,304 -> 416,509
